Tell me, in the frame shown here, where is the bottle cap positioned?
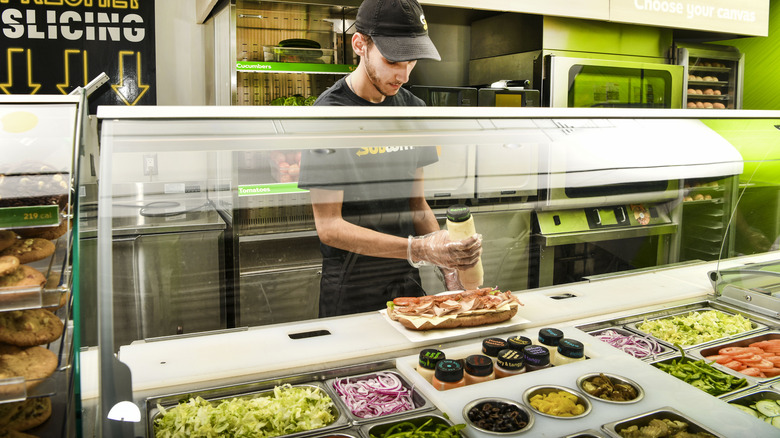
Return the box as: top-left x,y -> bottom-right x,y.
482,337 -> 508,357
537,327 -> 564,347
496,349 -> 525,370
506,335 -> 533,352
446,204 -> 472,222
418,349 -> 445,370
464,355 -> 494,377
523,345 -> 550,367
434,359 -> 464,382
557,338 -> 585,358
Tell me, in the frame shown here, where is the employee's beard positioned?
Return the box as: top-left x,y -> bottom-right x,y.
364,51 -> 397,98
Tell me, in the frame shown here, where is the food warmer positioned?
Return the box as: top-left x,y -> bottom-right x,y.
81,107 -> 780,437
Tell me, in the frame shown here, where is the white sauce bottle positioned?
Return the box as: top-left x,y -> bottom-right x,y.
446,204 -> 483,290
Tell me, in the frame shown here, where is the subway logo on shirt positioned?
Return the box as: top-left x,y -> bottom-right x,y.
355,146 -> 416,156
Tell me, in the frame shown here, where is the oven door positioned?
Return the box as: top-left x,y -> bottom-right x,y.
547,56 -> 683,108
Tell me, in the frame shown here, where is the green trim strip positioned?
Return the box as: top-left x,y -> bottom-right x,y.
237,61 -> 356,74
0,205 -> 59,228
238,183 -> 309,196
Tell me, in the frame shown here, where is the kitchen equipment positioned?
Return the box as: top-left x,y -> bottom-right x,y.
409,86 -> 479,106
671,42 -> 744,109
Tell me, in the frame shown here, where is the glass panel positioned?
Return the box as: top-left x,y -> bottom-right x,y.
567,65 -> 673,108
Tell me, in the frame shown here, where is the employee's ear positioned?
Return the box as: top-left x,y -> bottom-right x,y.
352,33 -> 366,56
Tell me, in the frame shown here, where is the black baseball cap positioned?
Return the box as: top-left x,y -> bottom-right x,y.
355,0 -> 441,62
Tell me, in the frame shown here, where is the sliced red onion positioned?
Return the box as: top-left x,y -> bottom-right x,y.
594,329 -> 664,359
333,372 -> 415,418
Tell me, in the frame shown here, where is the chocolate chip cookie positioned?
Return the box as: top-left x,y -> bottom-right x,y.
0,266 -> 45,290
0,396 -> 51,432
14,218 -> 70,241
0,239 -> 54,264
0,309 -> 63,347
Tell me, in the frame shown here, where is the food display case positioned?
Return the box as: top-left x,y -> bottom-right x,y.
81,107 -> 780,437
0,94 -> 86,437
672,43 -> 745,110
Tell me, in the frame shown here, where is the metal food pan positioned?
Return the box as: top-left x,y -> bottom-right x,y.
623,302 -> 768,350
601,407 -> 726,438
723,387 -> 780,428
564,430 -> 607,438
325,369 -> 434,424
691,331 -> 780,383
358,413 -> 462,438
585,326 -> 676,361
147,380 -> 351,438
649,354 -> 757,399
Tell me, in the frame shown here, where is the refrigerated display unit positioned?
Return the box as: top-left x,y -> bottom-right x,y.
81,107 -> 780,437
672,42 -> 745,110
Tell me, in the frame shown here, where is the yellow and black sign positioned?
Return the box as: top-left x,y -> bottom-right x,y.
0,0 -> 156,109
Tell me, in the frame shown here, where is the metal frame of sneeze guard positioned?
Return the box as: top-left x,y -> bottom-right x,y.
709,259 -> 780,319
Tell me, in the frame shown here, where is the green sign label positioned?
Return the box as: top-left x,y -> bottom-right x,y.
0,205 -> 59,228
238,183 -> 309,196
236,61 -> 356,74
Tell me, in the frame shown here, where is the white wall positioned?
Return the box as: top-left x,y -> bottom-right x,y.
155,0 -> 209,105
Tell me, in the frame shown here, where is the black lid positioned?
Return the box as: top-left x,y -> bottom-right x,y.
481,337 -> 508,357
446,204 -> 471,222
464,355 -> 494,377
523,345 -> 550,367
537,327 -> 564,346
434,359 -> 464,382
496,349 -> 525,370
557,338 -> 585,358
506,336 -> 533,352
418,348 -> 445,370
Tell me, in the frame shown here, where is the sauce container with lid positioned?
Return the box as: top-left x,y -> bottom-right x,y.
432,359 -> 465,390
555,338 -> 585,366
537,327 -> 564,364
482,337 -> 508,357
523,345 -> 551,371
417,349 -> 445,383
464,354 -> 495,384
507,335 -> 533,352
495,348 -> 526,378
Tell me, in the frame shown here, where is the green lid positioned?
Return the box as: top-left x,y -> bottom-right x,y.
446,204 -> 471,222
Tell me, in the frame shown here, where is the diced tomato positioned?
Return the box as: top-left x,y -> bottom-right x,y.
740,367 -> 762,377
718,347 -> 749,355
705,355 -> 733,364
723,361 -> 747,371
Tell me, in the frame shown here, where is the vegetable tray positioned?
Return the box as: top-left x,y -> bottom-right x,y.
357,413 -> 463,438
649,354 -> 757,398
600,407 -> 726,438
325,369 -> 435,424
723,388 -> 780,429
623,303 -> 768,350
690,331 -> 780,383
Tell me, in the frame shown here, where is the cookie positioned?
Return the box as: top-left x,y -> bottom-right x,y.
0,257 -> 19,277
0,162 -> 69,209
0,266 -> 45,290
0,232 -> 16,253
0,396 -> 51,431
0,345 -> 58,391
0,239 -> 54,264
0,430 -> 38,438
14,218 -> 70,241
0,309 -> 63,347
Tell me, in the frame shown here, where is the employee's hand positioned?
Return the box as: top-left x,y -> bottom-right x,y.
440,267 -> 464,291
409,230 -> 482,270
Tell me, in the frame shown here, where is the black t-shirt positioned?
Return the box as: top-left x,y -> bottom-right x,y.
298,77 -> 438,316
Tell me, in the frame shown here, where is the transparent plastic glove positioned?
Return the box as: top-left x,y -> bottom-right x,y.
439,267 -> 464,291
407,230 -> 482,270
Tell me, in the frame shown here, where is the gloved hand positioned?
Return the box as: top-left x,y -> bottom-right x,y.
439,267 -> 464,291
407,230 -> 482,270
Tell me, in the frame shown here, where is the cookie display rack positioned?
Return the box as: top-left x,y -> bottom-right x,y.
0,92 -> 86,436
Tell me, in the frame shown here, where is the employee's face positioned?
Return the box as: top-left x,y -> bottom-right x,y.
363,41 -> 417,97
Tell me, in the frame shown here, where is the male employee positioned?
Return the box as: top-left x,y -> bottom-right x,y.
297,0 -> 482,317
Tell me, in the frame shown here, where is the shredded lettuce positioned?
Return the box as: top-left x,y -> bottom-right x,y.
154,384 -> 336,438
636,310 -> 753,346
